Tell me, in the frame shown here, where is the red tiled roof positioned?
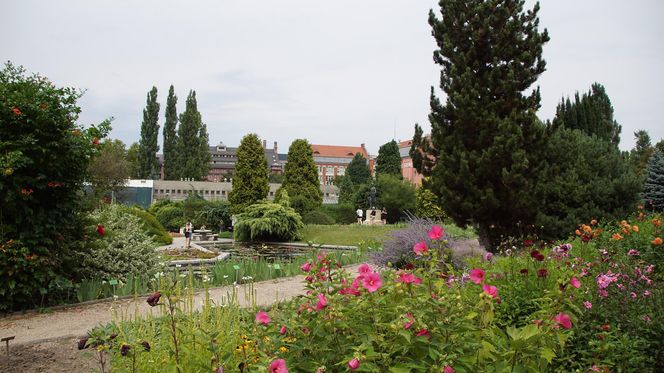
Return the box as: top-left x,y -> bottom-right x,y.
310,144 -> 368,158
398,140 -> 413,148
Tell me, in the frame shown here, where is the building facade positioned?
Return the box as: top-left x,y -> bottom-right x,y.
399,140 -> 423,185
311,143 -> 373,185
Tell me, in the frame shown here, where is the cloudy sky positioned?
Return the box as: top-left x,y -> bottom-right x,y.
2,0 -> 662,154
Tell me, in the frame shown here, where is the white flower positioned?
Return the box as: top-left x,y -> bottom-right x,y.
113,295 -> 118,301
223,275 -> 229,279
176,264 -> 182,268
179,273 -> 187,278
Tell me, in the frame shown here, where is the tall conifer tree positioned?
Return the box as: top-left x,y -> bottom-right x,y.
176,90 -> 208,180
427,0 -> 549,249
138,86 -> 160,179
163,85 -> 178,180
229,134 -> 269,214
643,150 -> 664,211
346,153 -> 371,185
282,139 -> 322,215
375,140 -> 402,178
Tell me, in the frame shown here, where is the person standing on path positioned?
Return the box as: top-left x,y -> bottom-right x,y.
185,221 -> 193,248
356,208 -> 363,224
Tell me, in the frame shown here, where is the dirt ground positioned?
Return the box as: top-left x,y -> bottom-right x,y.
0,337 -> 100,373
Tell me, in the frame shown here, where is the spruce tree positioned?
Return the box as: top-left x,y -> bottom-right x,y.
176,90 -> 208,180
282,139 -> 322,215
346,153 -> 371,185
375,139 -> 402,178
630,130 -> 654,176
163,85 -> 178,180
137,86 -> 160,179
229,134 -> 269,214
643,150 -> 664,211
427,0 -> 549,249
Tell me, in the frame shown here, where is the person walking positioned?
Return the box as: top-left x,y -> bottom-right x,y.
184,220 -> 193,248
356,208 -> 363,224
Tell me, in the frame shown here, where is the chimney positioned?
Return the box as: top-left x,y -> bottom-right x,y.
273,141 -> 277,152
361,143 -> 365,149
263,140 -> 267,149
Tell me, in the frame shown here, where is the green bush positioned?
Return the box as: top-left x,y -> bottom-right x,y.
155,205 -> 185,232
76,204 -> 159,282
234,202 -> 304,242
196,200 -> 232,232
302,210 -> 335,225
126,207 -> 172,245
320,203 -> 357,224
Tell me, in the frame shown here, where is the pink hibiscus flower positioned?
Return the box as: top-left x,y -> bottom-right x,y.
428,225 -> 444,240
570,277 -> 581,289
413,241 -> 428,255
482,283 -> 499,299
444,365 -> 454,373
396,272 -> 422,284
469,268 -> 485,284
279,325 -> 287,335
315,293 -> 328,311
348,358 -> 360,370
300,262 -> 312,272
362,272 -> 382,293
358,263 -> 372,277
255,311 -> 271,325
553,313 -> 572,329
583,301 -> 592,309
269,358 -> 288,373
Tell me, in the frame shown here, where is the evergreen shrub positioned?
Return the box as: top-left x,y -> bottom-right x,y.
234,202 -> 304,242
127,207 -> 172,245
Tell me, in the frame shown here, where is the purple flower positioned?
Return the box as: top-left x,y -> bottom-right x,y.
120,344 -> 131,356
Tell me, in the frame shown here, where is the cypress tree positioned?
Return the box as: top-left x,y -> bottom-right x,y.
427,0 -> 549,249
163,85 -> 178,180
229,134 -> 269,214
176,90 -> 208,180
643,150 -> 664,211
375,140 -> 402,178
282,139 -> 322,215
137,86 -> 160,179
346,153 -> 371,185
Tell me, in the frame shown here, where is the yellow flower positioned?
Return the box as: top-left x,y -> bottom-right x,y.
279,346 -> 289,353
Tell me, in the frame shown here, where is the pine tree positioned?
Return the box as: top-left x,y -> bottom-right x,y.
427,0 -> 549,249
346,153 -> 371,185
137,86 -> 160,179
375,140 -> 402,178
229,134 -> 269,214
176,90 -> 208,180
163,85 -> 178,180
630,130 -> 654,176
643,150 -> 664,211
282,139 -> 322,215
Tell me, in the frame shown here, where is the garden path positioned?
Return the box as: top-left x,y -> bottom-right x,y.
0,264 -> 364,347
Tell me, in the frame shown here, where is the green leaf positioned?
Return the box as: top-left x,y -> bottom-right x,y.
540,347 -> 556,363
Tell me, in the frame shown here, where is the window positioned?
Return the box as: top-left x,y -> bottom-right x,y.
337,167 -> 345,176
325,175 -> 334,185
317,166 -> 322,175
325,166 -> 333,175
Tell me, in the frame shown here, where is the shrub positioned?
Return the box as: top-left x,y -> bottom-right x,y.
320,203 -> 357,224
415,187 -> 446,221
234,202 -> 303,242
155,205 -> 185,232
302,210 -> 335,225
196,200 -> 232,232
125,207 -> 172,245
76,204 -> 159,281
372,218 -> 483,269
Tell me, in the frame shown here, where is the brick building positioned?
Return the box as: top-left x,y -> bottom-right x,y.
310,143 -> 374,185
398,140 -> 423,185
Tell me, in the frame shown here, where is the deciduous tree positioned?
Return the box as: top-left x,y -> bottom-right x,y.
163,85 -> 178,179
138,86 -> 160,179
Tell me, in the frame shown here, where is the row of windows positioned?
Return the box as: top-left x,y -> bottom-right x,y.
156,189 -> 276,197
317,165 -> 345,176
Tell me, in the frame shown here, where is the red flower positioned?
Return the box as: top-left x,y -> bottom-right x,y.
361,272 -> 382,293
146,291 -> 161,307
469,268 -> 485,284
348,358 -> 360,371
444,366 -> 454,373
21,188 -> 34,196
413,241 -> 428,255
96,224 -> 105,237
300,262 -> 311,272
428,225 -> 444,240
524,239 -> 534,247
553,313 -> 572,329
530,250 -> 544,261
537,268 -> 548,278
520,268 -> 529,275
416,328 -> 431,338
482,283 -> 499,299
92,137 -> 100,145
256,311 -> 271,325
11,107 -> 21,115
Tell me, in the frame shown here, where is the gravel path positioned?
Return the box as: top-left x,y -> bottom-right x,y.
0,264 -> 363,347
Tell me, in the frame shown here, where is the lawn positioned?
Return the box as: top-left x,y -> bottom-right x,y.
298,222 -> 476,246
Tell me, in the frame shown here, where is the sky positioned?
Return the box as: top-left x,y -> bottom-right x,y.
2,0 -> 662,155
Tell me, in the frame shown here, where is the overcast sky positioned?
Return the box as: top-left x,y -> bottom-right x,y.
2,0 -> 662,154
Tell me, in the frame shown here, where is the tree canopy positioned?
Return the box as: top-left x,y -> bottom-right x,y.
229,134 -> 269,214
346,153 -> 371,185
375,140 -> 402,178
176,90 -> 210,180
644,150 -> 664,211
163,85 -> 178,180
281,139 -> 322,215
137,86 -> 160,179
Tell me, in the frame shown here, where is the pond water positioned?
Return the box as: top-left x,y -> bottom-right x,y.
200,242 -> 320,261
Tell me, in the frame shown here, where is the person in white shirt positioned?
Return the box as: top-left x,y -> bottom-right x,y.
356,208 -> 363,224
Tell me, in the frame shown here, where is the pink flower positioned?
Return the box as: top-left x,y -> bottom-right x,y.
428,225 -> 444,240
396,272 -> 422,284
469,268 -> 485,284
279,326 -> 287,335
413,241 -> 428,255
484,252 -> 493,261
315,293 -> 328,310
403,313 -> 415,329
300,262 -> 311,272
643,314 -> 651,323
269,358 -> 288,373
348,358 -> 360,370
358,263 -> 372,277
630,292 -> 637,299
583,301 -> 592,309
256,311 -> 271,325
416,328 -> 430,338
570,277 -> 581,289
362,272 -> 382,293
444,365 -> 454,373
482,283 -> 498,299
628,249 -> 640,256
644,290 -> 651,297
553,313 -> 572,329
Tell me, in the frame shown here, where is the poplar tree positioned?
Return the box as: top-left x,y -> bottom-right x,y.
375,140 -> 402,178
282,139 -> 322,215
163,85 -> 178,180
229,134 -> 269,214
138,86 -> 160,179
176,90 -> 209,180
427,0 -> 549,249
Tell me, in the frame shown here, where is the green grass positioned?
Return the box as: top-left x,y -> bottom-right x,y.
298,224 -> 405,246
